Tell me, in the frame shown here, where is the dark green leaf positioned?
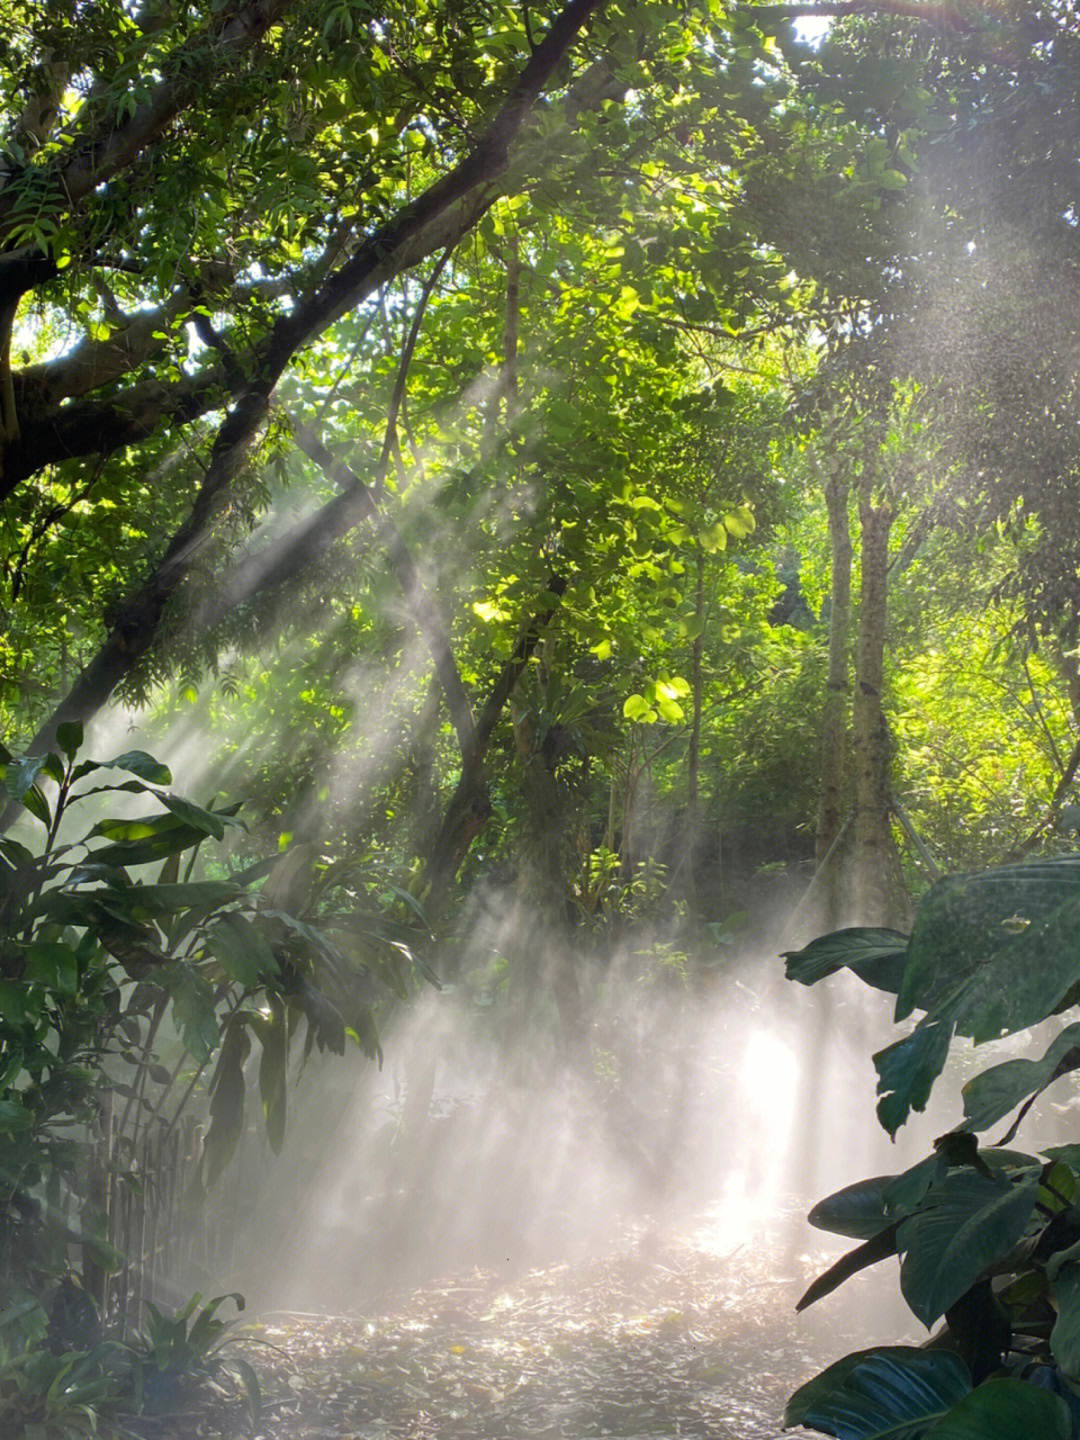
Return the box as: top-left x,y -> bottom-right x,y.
797,1226 -> 901,1312
0,1100 -> 35,1132
55,722 -> 83,759
809,1176 -> 896,1239
24,941 -> 79,995
875,1022 -> 954,1137
109,751 -> 172,785
897,1170 -> 1040,1327
784,928 -> 910,995
207,912 -> 277,988
159,793 -> 232,841
962,1024 -> 1080,1132
169,966 -> 220,1062
1050,1262 -> 1080,1378
929,1379 -> 1071,1440
96,881 -> 243,919
204,1020 -> 249,1186
784,1347 -> 971,1438
295,978 -> 346,1055
899,859 -> 1080,1042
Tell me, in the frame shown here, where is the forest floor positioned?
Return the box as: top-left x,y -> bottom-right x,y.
157,1223 -> 891,1440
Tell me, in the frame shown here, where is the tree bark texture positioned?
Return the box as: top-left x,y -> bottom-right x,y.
816,467 -> 852,927
851,497 -> 907,927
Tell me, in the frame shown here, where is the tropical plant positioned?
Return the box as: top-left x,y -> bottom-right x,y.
0,721 -> 424,1431
783,854 -> 1080,1438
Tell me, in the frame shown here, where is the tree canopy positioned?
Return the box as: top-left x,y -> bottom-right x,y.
6,0 -> 1080,1431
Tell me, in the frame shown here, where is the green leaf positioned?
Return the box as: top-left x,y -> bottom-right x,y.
23,941 -> 79,995
875,1022 -> 954,1136
109,751 -> 172,785
6,756 -> 54,825
898,858 -> 1080,1043
785,928 -> 910,995
229,1354 -> 262,1426
169,966 -> 220,1062
897,1170 -> 1040,1327
962,1023 -> 1080,1132
295,978 -> 346,1055
784,1347 -> 971,1438
1050,1262 -> 1080,1379
623,693 -> 656,722
96,880 -> 243,918
90,813 -> 210,868
159,793 -> 233,842
809,1176 -> 896,1240
207,913 -> 278,988
0,1100 -> 35,1132
55,722 -> 83,759
929,1379 -> 1071,1439
797,1226 -> 901,1312
204,1019 -> 249,1185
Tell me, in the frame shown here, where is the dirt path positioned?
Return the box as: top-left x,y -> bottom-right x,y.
240,1232 -> 853,1440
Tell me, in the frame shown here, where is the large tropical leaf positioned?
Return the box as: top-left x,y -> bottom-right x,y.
796,1227 -> 901,1313
897,857 -> 1080,1043
897,1170 -> 1040,1327
784,1347 -> 971,1439
928,1378 -> 1071,1439
875,1021 -> 954,1137
962,1023 -> 1080,1132
809,1176 -> 896,1240
784,928 -> 910,995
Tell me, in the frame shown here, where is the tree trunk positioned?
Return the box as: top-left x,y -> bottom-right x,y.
851,498 -> 907,926
684,550 -> 706,910
507,692 -> 585,1059
816,468 -> 852,927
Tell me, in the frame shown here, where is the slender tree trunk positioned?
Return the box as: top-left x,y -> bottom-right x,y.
507,692 -> 584,1058
684,551 -> 706,910
851,498 -> 906,926
817,468 -> 852,927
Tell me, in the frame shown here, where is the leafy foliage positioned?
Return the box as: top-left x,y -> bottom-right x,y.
0,723 -> 423,1432
784,850 -> 1080,1435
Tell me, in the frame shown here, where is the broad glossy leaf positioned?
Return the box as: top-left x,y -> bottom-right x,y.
929,1378 -> 1071,1439
875,1021 -> 954,1137
784,1347 -> 971,1438
784,928 -> 909,995
797,1226 -> 901,1312
962,1024 -> 1080,1131
898,858 -> 1080,1042
809,1176 -> 895,1239
898,1170 -> 1040,1327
